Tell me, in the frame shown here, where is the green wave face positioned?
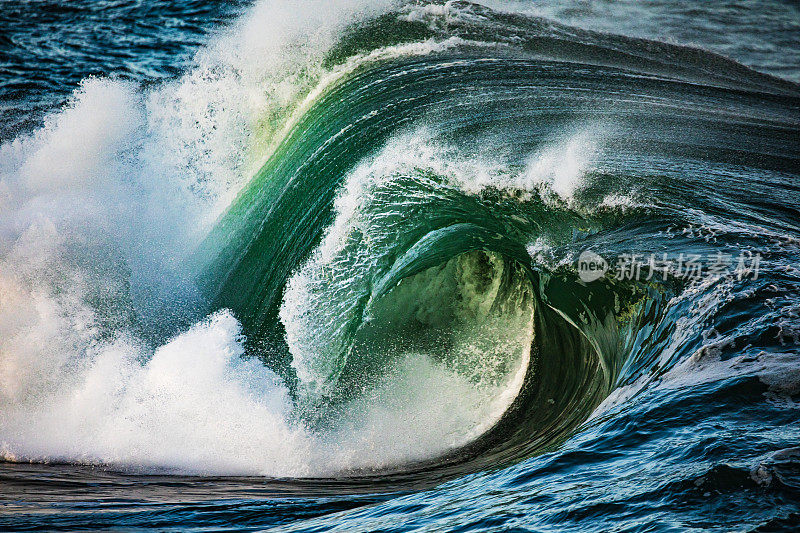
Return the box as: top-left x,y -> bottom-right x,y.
195,1 -> 800,473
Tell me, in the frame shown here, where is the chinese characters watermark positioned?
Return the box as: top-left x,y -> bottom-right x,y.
577,250 -> 761,283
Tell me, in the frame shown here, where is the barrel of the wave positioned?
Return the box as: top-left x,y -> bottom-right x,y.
192,0 -> 800,473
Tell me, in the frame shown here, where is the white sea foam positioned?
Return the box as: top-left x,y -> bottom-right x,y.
0,61 -> 626,477
0,0 -> 548,474
0,0 -> 671,477
1,0 -> 504,476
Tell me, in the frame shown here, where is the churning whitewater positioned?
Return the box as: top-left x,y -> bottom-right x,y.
0,0 -> 584,477
1,0 -> 799,530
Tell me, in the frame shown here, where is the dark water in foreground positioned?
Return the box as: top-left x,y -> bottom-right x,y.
1,1 -> 799,531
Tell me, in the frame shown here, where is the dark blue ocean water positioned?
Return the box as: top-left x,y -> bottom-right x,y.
0,0 -> 249,139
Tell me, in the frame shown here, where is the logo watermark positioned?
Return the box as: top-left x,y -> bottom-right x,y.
577,250 -> 761,283
577,250 -> 608,282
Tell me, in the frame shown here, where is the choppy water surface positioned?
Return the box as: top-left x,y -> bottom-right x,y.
1,1 -> 799,531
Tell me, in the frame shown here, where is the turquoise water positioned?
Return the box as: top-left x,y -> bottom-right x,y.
1,1 -> 799,531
